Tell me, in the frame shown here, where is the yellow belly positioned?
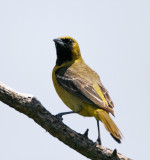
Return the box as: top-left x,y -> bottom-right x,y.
52,68 -> 97,117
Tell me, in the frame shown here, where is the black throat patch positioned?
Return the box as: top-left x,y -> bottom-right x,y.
56,46 -> 73,66
54,39 -> 73,66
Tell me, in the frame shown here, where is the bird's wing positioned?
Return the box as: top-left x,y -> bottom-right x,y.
98,83 -> 114,109
55,69 -> 114,115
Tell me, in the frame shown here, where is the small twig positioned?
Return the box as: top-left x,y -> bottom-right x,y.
110,149 -> 119,160
83,128 -> 89,138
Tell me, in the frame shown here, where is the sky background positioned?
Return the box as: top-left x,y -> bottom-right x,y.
0,0 -> 150,160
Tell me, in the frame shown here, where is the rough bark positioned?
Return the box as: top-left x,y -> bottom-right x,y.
0,82 -> 131,160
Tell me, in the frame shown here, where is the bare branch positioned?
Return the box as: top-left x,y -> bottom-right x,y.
0,82 -> 131,160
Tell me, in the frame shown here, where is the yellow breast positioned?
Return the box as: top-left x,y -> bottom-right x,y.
52,66 -> 93,117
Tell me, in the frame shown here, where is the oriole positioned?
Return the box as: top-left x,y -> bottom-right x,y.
52,36 -> 123,144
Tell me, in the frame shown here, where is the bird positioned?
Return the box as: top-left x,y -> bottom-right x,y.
52,36 -> 123,145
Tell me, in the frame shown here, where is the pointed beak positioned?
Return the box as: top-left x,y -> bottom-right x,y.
53,38 -> 64,46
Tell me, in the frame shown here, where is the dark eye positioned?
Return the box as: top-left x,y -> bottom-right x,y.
63,39 -> 72,44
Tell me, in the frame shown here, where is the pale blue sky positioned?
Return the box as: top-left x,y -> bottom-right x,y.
0,0 -> 150,160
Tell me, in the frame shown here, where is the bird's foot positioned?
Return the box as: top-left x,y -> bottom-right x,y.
95,138 -> 102,146
55,113 -> 63,121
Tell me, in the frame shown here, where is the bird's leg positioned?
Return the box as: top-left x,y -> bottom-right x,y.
56,111 -> 78,116
55,111 -> 78,121
96,120 -> 102,145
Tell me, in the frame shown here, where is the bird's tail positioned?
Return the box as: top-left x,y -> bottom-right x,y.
96,109 -> 123,143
